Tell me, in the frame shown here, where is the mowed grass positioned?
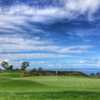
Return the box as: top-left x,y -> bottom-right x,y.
0,72 -> 100,100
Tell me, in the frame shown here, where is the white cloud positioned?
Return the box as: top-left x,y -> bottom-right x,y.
55,45 -> 92,54
65,0 -> 100,14
0,0 -> 99,34
0,35 -> 92,54
0,35 -> 93,66
0,0 -> 99,25
0,1 -> 98,68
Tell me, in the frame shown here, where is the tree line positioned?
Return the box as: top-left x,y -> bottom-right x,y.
0,61 -> 87,77
1,61 -> 100,77
1,61 -> 29,71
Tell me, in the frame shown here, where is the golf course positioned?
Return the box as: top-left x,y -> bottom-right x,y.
0,72 -> 100,100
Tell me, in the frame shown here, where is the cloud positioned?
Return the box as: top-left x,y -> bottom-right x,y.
0,0 -> 100,24
0,0 -> 99,35
0,35 -> 95,68
64,0 -> 100,15
57,45 -> 92,54
0,1 -> 99,68
0,35 -> 92,54
0,34 -> 93,65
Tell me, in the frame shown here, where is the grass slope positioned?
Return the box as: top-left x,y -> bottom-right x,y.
0,72 -> 100,100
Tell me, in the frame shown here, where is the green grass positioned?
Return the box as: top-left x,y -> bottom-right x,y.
0,72 -> 100,100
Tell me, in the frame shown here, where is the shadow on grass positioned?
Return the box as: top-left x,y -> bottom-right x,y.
0,78 -> 47,91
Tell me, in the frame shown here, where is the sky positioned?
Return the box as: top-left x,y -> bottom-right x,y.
0,0 -> 100,72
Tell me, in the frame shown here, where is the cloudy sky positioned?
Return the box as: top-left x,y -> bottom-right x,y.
0,0 -> 100,72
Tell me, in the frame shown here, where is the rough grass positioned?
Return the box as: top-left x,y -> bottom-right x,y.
0,91 -> 100,100
0,72 -> 100,100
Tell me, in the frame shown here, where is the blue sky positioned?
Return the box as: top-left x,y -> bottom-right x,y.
0,0 -> 100,72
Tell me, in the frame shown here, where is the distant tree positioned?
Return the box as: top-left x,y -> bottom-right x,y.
96,72 -> 100,77
29,68 -> 37,75
38,67 -> 44,76
14,68 -> 20,72
31,68 -> 37,72
1,61 -> 9,70
1,61 -> 14,71
21,62 -> 29,71
20,62 -> 30,77
90,73 -> 95,77
9,65 -> 13,71
38,67 -> 43,72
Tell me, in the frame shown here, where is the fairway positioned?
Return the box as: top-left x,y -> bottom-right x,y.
0,73 -> 100,100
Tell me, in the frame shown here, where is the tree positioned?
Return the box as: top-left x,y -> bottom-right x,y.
90,73 -> 95,77
96,72 -> 100,77
1,61 -> 13,71
1,61 -> 9,70
20,62 -> 30,77
21,62 -> 29,71
38,67 -> 43,72
9,65 -> 13,71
